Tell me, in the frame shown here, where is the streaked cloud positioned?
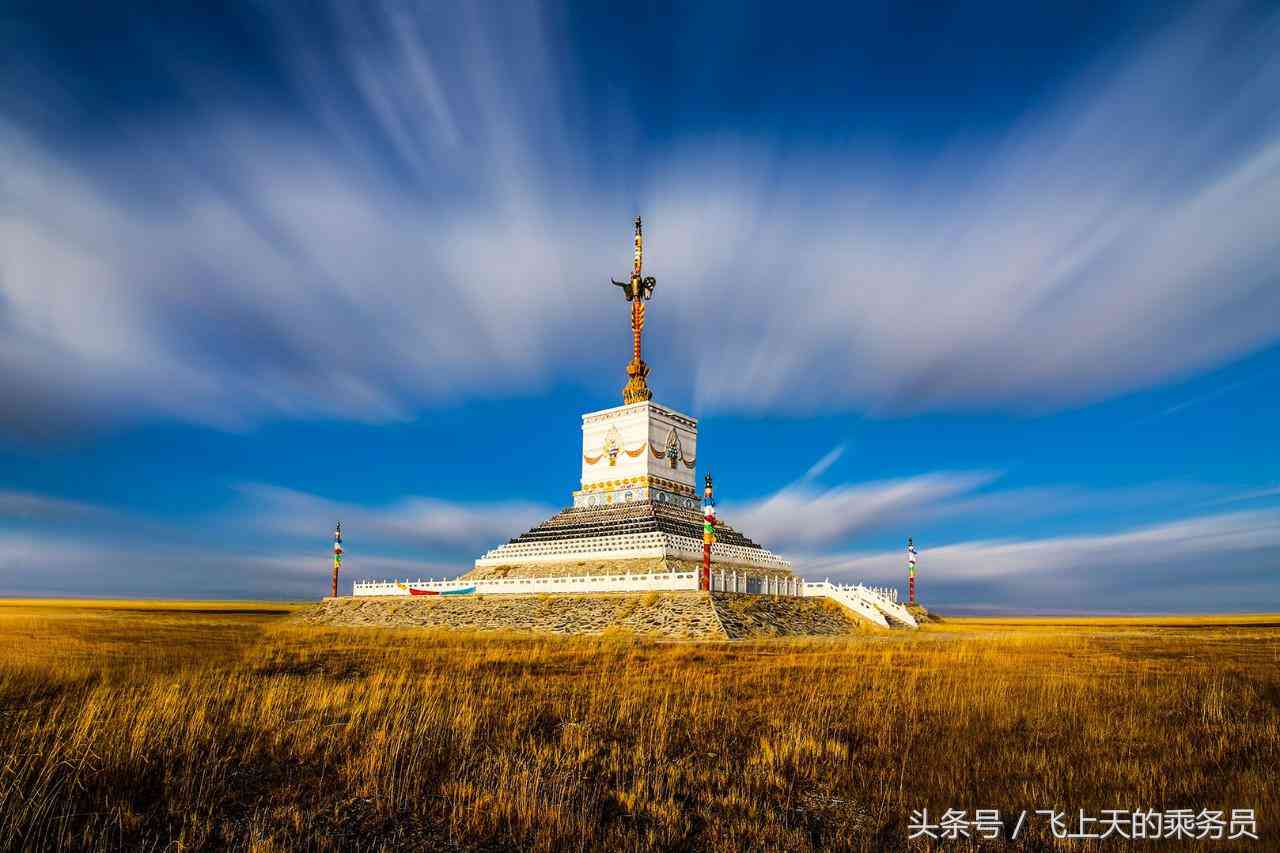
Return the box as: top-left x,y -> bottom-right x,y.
801,508 -> 1280,612
0,489 -> 113,522
1,476 -> 1275,610
237,483 -> 552,551
1,3 -> 1278,436
722,459 -> 1211,552
0,480 -> 512,597
0,530 -> 450,599
725,469 -> 1000,550
802,445 -> 846,482
1202,485 -> 1280,507
0,483 -> 545,597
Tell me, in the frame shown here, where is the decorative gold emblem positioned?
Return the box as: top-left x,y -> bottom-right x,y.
650,426 -> 696,469
583,426 -> 648,467
612,216 -> 657,404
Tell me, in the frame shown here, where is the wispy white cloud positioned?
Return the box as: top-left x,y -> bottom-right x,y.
0,489 -> 113,522
2,476 -> 1275,609
799,508 -> 1280,611
237,483 -> 552,551
724,470 -> 1001,550
0,482 -> 548,597
723,449 -> 1230,561
802,445 -> 846,482
0,530 -> 450,599
0,3 -> 1278,435
1202,485 -> 1280,507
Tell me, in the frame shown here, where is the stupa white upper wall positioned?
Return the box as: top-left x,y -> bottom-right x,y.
574,401 -> 699,509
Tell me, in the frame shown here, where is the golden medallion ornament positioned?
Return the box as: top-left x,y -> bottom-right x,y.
611,216 -> 658,403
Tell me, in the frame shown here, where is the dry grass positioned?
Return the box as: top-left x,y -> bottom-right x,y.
0,601 -> 1277,851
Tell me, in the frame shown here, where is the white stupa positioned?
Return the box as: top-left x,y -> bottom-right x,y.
466,218 -> 791,580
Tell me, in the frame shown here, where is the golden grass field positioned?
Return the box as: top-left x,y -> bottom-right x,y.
0,599 -> 1276,851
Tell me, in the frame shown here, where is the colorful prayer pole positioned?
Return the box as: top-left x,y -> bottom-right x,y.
702,473 -> 715,591
906,537 -> 917,605
332,521 -> 343,598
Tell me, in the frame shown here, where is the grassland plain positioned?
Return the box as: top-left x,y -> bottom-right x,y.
0,599 -> 1277,851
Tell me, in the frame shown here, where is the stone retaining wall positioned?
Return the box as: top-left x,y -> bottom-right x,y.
301,591 -> 875,639
303,591 -> 725,638
711,593 -> 869,639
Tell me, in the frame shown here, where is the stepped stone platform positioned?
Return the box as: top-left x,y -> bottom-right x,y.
471,499 -> 793,578
302,592 -> 877,639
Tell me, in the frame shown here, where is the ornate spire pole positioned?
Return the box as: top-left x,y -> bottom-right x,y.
612,216 -> 657,403
906,537 -> 917,605
332,521 -> 343,598
702,473 -> 716,592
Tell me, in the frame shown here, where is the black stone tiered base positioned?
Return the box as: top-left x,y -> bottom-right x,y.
464,499 -> 792,581
509,501 -> 765,550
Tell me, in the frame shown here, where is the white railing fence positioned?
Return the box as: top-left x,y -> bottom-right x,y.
802,581 -> 888,628
867,585 -> 899,603
354,571 -> 698,597
708,570 -> 804,597
353,569 -> 806,598
351,571 -> 917,628
801,581 -> 918,629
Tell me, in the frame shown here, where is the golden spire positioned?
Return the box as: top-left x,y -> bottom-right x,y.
611,216 -> 657,403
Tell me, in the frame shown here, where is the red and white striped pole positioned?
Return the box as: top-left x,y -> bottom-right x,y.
332,521 -> 343,598
702,473 -> 715,592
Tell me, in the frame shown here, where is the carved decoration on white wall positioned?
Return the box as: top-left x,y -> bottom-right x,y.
584,425 -> 648,466
650,427 -> 697,469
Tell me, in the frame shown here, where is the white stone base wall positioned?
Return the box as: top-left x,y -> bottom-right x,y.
353,569 -> 808,598
354,570 -> 700,597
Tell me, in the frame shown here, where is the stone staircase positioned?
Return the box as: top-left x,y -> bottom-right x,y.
802,582 -> 919,629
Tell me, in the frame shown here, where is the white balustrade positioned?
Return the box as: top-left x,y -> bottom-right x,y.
353,572 -> 915,626
353,568 -> 813,598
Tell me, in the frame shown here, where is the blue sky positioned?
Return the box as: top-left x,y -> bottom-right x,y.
1,1 -> 1277,610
